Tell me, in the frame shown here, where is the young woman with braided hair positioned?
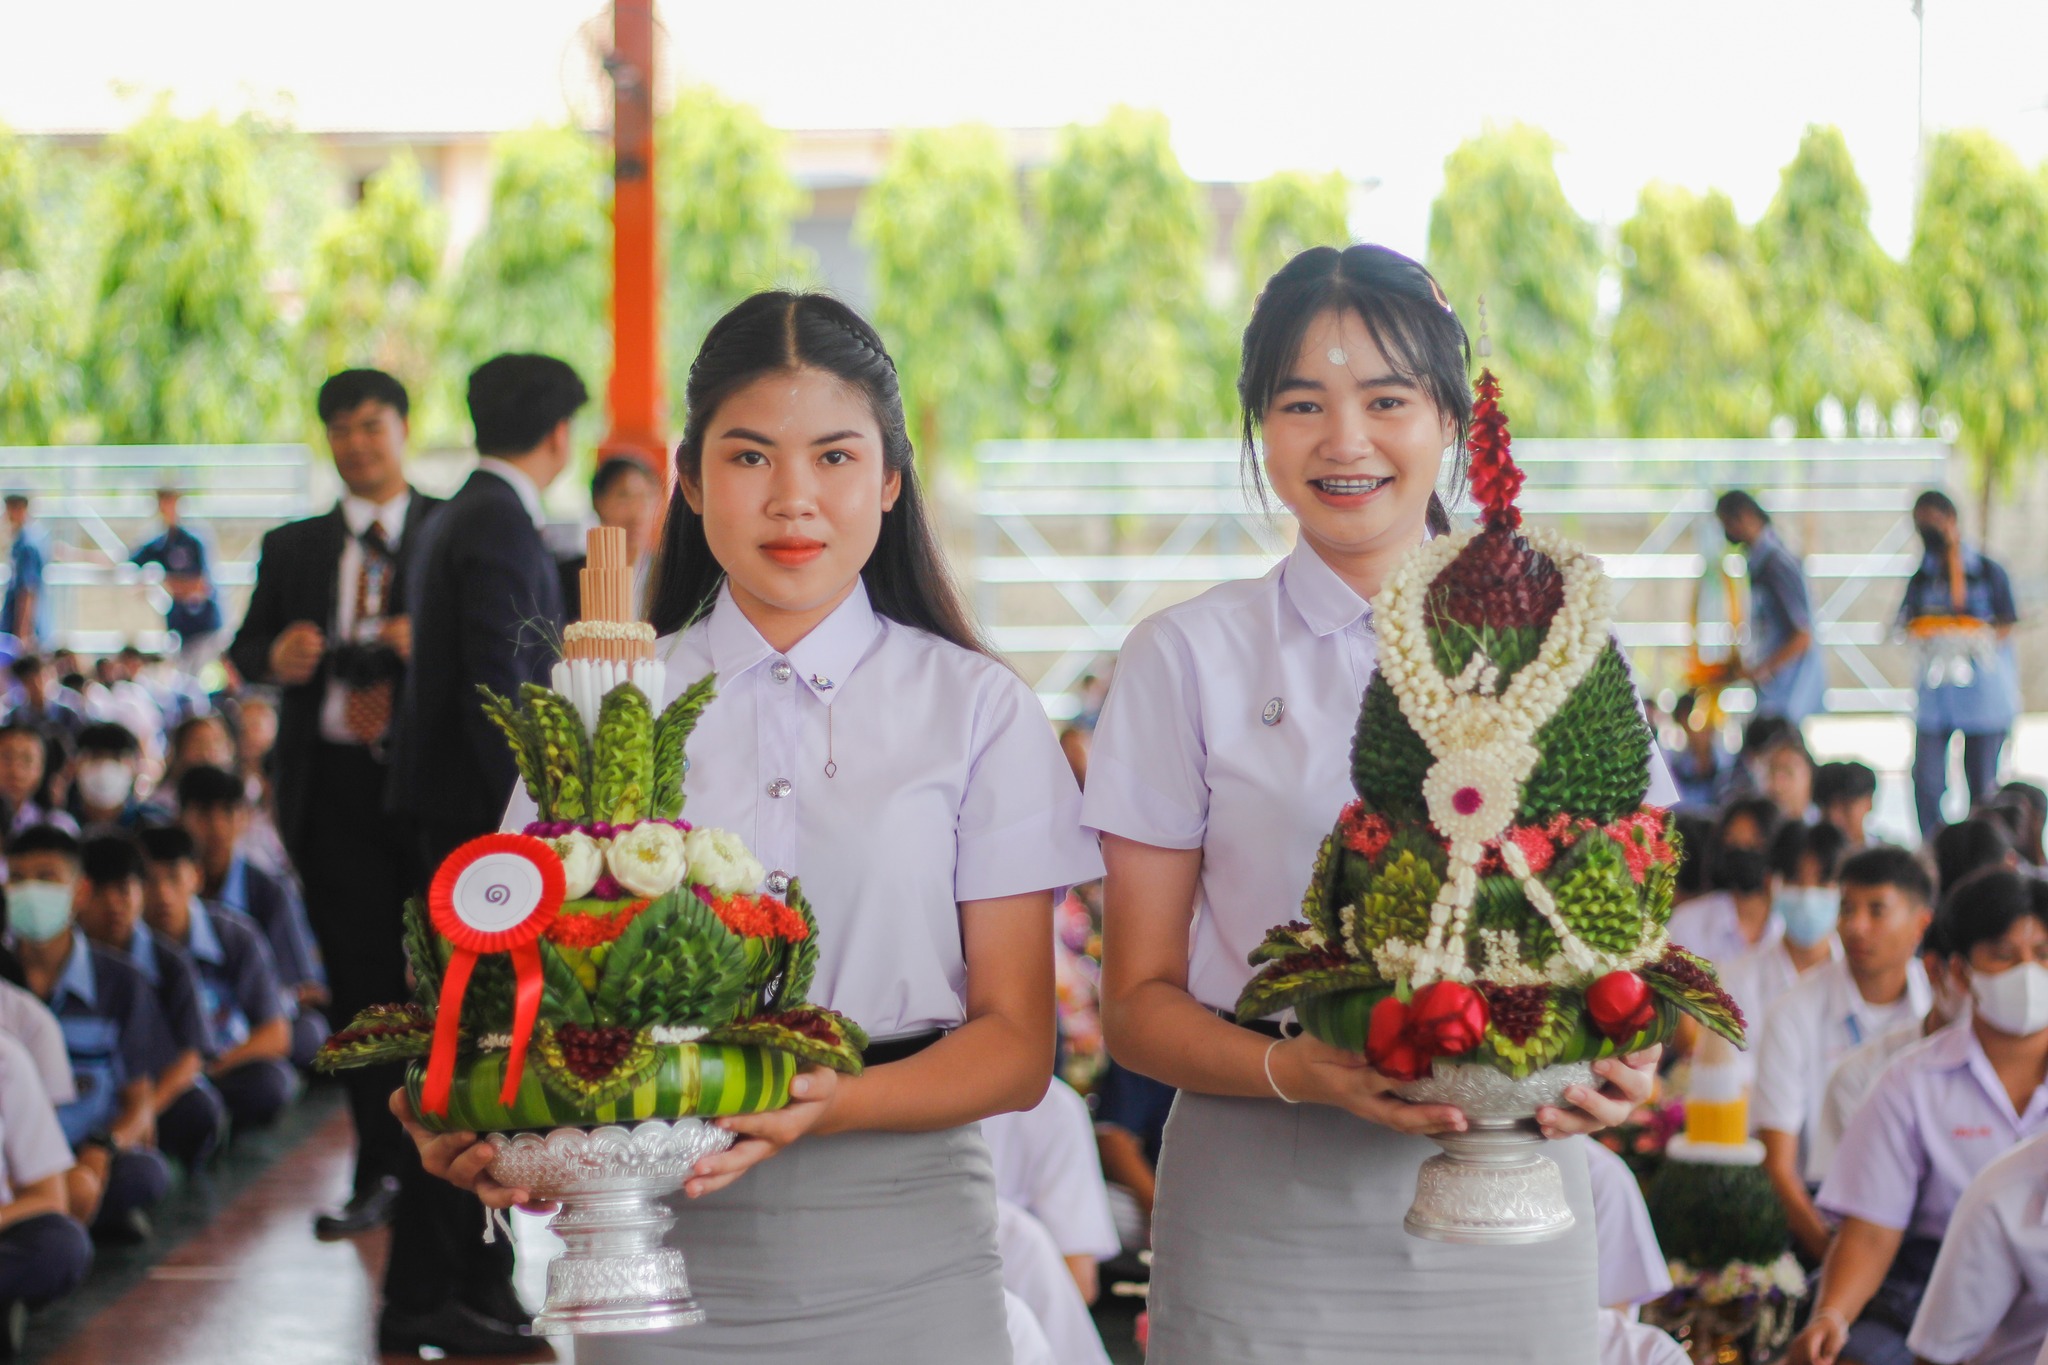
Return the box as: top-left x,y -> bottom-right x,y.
1086,245 -> 1669,1363
397,291 -> 1099,1361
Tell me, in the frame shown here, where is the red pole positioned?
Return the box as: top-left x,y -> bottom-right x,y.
601,0 -> 665,477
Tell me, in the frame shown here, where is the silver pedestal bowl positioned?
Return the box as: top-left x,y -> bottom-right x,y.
486,1118 -> 737,1334
1394,1060 -> 1595,1245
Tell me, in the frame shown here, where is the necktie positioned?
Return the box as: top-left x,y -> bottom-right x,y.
344,521 -> 396,745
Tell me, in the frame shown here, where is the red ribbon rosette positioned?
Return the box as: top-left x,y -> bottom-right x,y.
420,834 -> 565,1118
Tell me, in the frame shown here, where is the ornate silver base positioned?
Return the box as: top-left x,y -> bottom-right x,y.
486,1119 -> 736,1335
1394,1060 -> 1594,1245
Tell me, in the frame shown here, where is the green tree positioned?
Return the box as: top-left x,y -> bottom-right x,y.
1034,107 -> 1229,438
0,124 -> 78,444
1611,184 -> 1771,438
440,125 -> 610,437
81,108 -> 293,443
857,124 -> 1028,465
299,153 -> 446,428
1755,125 -> 1924,436
1909,129 -> 2048,528
1235,169 -> 1351,304
658,87 -> 812,406
1427,124 -> 1600,435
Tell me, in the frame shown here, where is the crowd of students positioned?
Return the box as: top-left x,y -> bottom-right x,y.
0,650 -> 329,1351
1645,707 -> 2048,1365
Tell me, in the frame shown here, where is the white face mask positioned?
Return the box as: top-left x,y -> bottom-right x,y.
75,760 -> 133,811
1970,962 -> 2048,1038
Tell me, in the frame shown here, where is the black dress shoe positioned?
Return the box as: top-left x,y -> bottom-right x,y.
313,1176 -> 398,1239
461,1279 -> 536,1332
377,1301 -> 548,1357
0,1301 -> 28,1359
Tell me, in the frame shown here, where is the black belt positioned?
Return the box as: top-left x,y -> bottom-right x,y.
860,1029 -> 946,1067
1214,1008 -> 1287,1040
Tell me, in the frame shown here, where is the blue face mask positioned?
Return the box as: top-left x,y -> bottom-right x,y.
1773,885 -> 1839,949
6,880 -> 74,944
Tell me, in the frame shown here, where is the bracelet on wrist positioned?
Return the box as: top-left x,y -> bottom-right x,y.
1263,1037 -> 1301,1105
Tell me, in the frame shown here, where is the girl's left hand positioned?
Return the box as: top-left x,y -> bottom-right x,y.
683,1067 -> 842,1198
1535,1045 -> 1661,1139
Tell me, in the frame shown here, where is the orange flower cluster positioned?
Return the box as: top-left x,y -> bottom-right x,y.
1339,801 -> 1394,859
547,898 -> 652,947
1476,808 -> 1676,884
709,893 -> 811,942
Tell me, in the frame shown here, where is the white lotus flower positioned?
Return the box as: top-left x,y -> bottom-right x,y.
550,831 -> 606,900
607,822 -> 689,898
684,827 -> 765,898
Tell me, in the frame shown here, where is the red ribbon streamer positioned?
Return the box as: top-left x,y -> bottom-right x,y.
419,834 -> 564,1119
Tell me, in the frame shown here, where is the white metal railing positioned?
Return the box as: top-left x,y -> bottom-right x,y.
972,436 -> 1953,717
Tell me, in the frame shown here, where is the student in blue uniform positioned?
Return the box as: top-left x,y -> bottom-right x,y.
3,494 -> 53,650
1716,490 -> 1826,725
2,825 -> 171,1240
0,1028 -> 91,1351
136,827 -> 296,1133
127,488 -> 223,670
74,835 -> 225,1169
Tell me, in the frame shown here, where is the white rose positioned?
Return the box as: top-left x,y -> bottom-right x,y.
606,822 -> 689,898
550,831 -> 605,900
684,827 -> 765,898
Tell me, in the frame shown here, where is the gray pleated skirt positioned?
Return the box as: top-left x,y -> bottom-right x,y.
1147,1092 -> 1599,1365
580,1124 -> 1011,1365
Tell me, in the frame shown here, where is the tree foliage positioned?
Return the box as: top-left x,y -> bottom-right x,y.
1235,170 -> 1351,304
299,153 -> 446,429
0,124 -> 77,444
1034,107 -> 1229,438
440,125 -> 610,436
1427,124 -> 1600,436
858,124 -> 1028,464
657,87 -> 812,410
1908,129 -> 2048,522
1756,125 -> 1924,436
80,108 -> 293,443
1612,184 -> 1771,438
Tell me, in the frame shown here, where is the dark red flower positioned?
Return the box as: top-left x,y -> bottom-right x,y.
1585,971 -> 1657,1041
1407,981 -> 1490,1056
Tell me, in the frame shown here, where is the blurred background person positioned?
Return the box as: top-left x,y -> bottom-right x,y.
3,495 -> 53,652
1716,490 -> 1826,725
127,490 -> 224,676
556,454 -> 660,618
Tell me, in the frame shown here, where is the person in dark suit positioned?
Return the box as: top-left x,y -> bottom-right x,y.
226,369 -> 439,1242
379,352 -> 585,1357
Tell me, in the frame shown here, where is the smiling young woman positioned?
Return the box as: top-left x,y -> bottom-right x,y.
1085,246 -> 1663,1364
396,292 -> 1100,1363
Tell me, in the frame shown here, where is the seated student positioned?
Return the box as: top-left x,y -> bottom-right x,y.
1722,819 -> 1850,1030
1754,729 -> 1818,825
3,655 -> 87,744
1585,1141 -> 1688,1365
1810,922 -> 1963,1185
1752,847 -> 1935,1264
1932,817 -> 2019,900
0,1028 -> 92,1351
1,825 -> 171,1241
994,1198 -> 1114,1365
161,715 -> 234,803
176,766 -> 326,1064
137,826 -> 295,1133
1815,761 -> 1879,851
1664,691 -> 1734,814
1996,781 -> 2047,870
1904,1127 -> 2048,1365
1092,1058 -> 1175,1256
0,724 -> 76,839
1667,798 -> 1786,972
1790,868 -> 2048,1365
0,977 -> 77,1110
74,835 -> 224,1170
63,724 -> 167,834
981,1077 -> 1120,1306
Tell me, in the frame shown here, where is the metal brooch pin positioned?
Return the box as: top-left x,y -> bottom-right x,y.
1262,697 -> 1285,726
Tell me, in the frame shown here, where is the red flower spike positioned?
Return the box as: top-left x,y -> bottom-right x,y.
1467,369 -> 1524,531
1408,981 -> 1491,1057
1585,971 -> 1657,1041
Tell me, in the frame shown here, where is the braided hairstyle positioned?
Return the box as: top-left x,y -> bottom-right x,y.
1238,245 -> 1473,536
647,291 -> 987,653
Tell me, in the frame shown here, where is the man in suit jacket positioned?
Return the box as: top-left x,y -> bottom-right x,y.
380,352 -> 585,1357
227,369 -> 439,1244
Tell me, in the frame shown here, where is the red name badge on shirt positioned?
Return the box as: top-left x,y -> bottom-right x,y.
420,834 -> 565,1117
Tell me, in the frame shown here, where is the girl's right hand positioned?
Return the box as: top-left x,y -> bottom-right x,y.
1785,1310 -> 1851,1365
387,1088 -> 554,1212
1268,1034 -> 1468,1136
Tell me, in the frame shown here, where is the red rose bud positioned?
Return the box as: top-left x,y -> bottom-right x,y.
1586,971 -> 1657,1041
1366,995 -> 1425,1082
1407,981 -> 1490,1057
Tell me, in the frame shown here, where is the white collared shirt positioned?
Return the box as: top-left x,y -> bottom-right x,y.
1751,956 -> 1931,1180
475,458 -> 547,528
1586,1138 -> 1673,1309
1721,931 -> 1841,1044
1908,1129 -> 2048,1365
1667,891 -> 1781,980
0,1029 -> 73,1204
510,581 -> 1101,1036
1811,1018 -> 1935,1181
319,490 -> 414,744
1819,1019 -> 2048,1240
0,978 -> 75,1104
1081,536 -> 1679,1012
